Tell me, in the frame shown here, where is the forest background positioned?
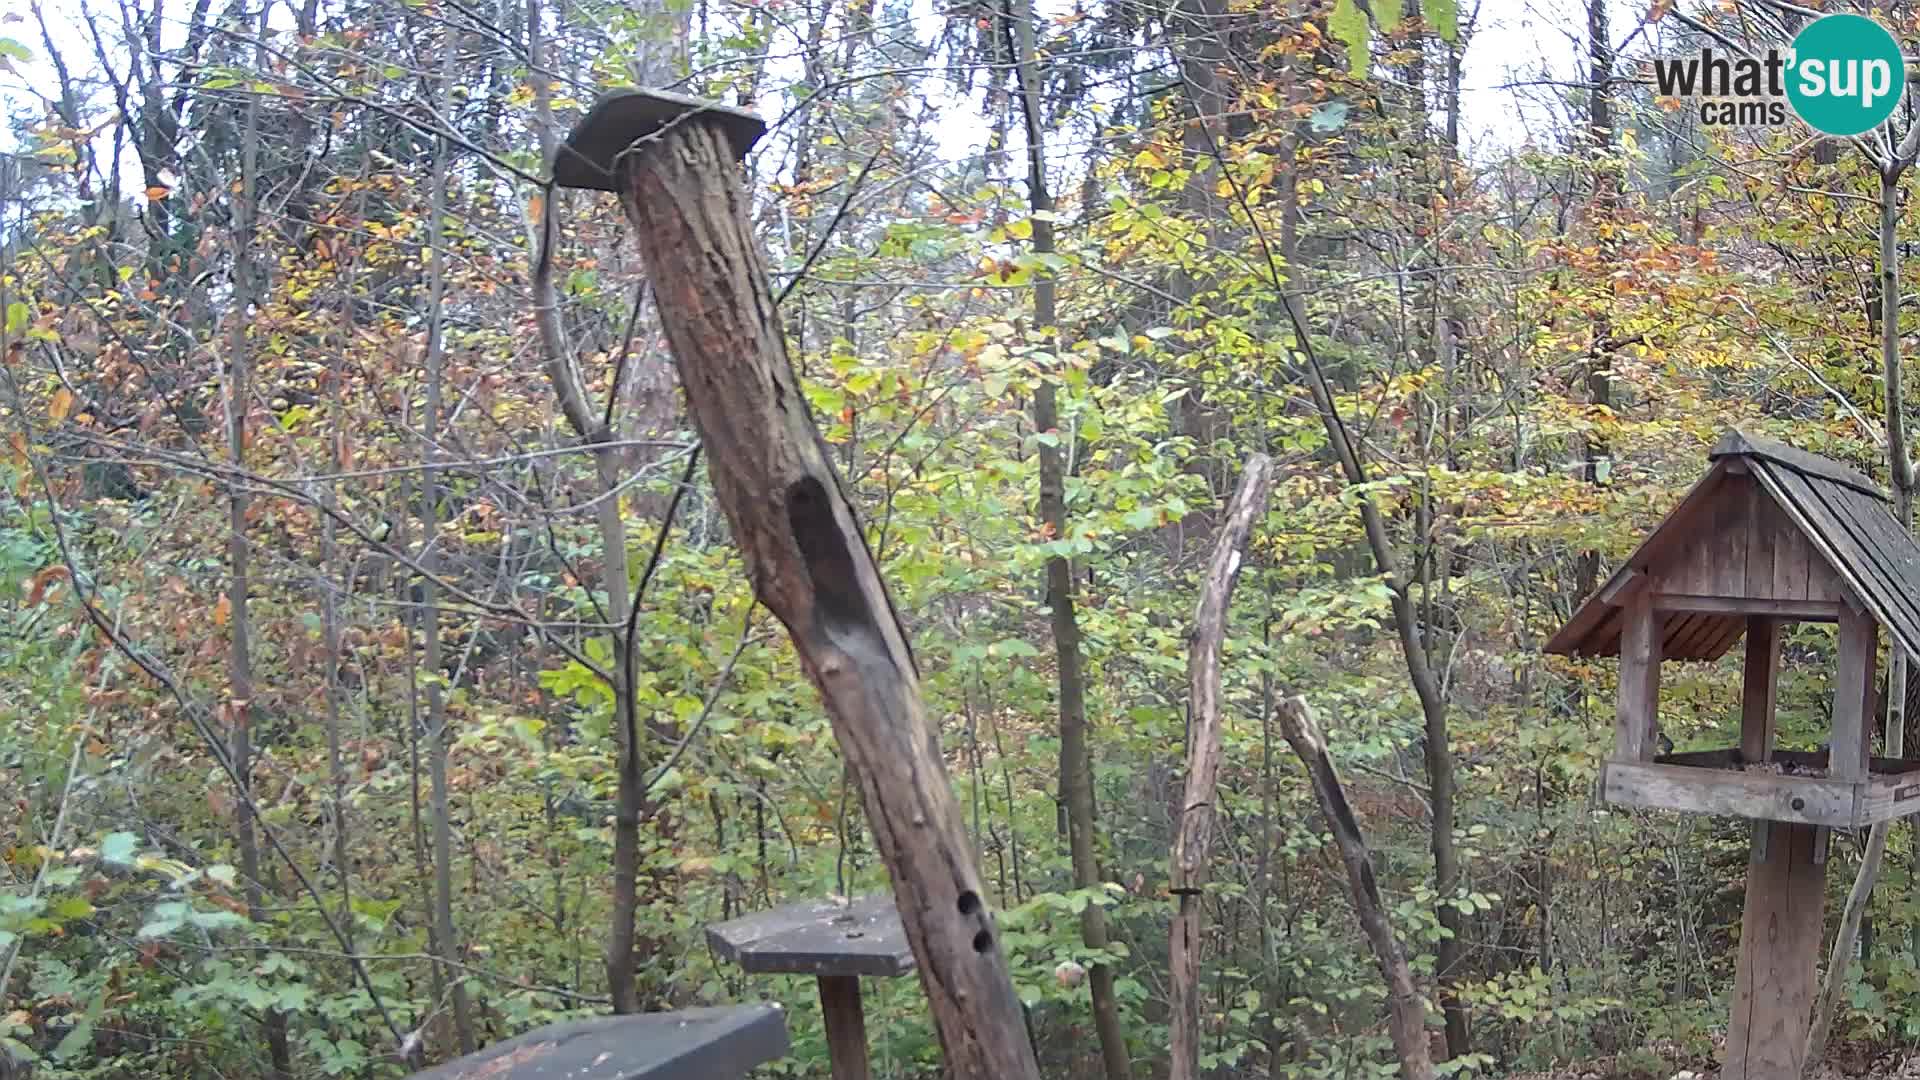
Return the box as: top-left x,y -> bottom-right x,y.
3,0 -> 1916,1075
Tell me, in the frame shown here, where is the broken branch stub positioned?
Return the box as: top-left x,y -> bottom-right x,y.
574,94 -> 1041,1080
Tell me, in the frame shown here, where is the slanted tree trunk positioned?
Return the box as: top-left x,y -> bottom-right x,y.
225,12 -> 292,1074
609,109 -> 1041,1080
1169,455 -> 1273,1080
1002,1 -> 1130,1077
1276,696 -> 1436,1080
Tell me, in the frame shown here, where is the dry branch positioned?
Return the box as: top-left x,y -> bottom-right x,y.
1275,695 -> 1436,1080
1169,453 -> 1273,1080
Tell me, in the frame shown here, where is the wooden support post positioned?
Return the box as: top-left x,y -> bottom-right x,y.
1744,617 -> 1782,862
1615,588 -> 1662,762
563,92 -> 1041,1080
1725,822 -> 1828,1080
1834,605 -> 1878,781
818,976 -> 870,1080
1741,617 -> 1780,763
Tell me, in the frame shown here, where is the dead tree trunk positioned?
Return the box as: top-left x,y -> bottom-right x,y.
1169,454 -> 1273,1080
582,95 -> 1042,1080
1275,696 -> 1436,1080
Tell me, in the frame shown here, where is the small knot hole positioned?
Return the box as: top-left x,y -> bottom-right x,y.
971,929 -> 992,953
957,891 -> 981,916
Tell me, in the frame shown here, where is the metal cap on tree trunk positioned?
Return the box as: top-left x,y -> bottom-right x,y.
552,89 -> 766,191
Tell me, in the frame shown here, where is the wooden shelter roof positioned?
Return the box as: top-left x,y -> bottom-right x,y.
1545,430 -> 1920,663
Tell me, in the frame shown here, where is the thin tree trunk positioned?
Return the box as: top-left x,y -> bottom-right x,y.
226,11 -> 292,1074
1004,2 -> 1130,1076
1169,456 -> 1274,1080
526,0 -> 647,1011
1807,163 -> 1914,1072
1276,696 -> 1436,1080
421,32 -> 476,1055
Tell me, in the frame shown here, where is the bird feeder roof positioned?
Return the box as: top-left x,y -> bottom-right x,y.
1546,430 -> 1920,664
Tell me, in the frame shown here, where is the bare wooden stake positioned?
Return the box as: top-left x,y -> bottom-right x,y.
1169,454 -> 1273,1080
568,94 -> 1041,1080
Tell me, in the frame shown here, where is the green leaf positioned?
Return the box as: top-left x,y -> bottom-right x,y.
1424,0 -> 1458,41
100,831 -> 139,865
1329,0 -> 1369,76
989,638 -> 1041,659
0,38 -> 32,62
4,301 -> 27,336
1376,0 -> 1401,32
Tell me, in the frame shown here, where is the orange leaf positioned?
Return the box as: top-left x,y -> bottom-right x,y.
48,388 -> 74,423
213,593 -> 231,628
145,184 -> 171,202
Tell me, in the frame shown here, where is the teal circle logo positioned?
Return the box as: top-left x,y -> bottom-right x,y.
1787,14 -> 1906,136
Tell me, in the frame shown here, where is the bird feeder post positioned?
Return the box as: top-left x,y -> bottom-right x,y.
551,91 -> 1040,1080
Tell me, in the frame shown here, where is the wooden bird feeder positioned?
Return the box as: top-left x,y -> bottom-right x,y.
406,1004 -> 788,1080
708,895 -> 914,1080
1547,429 -> 1920,1078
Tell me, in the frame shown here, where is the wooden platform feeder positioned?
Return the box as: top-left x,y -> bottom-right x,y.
1547,429 -> 1920,1078
406,1004 -> 788,1080
707,895 -> 914,1080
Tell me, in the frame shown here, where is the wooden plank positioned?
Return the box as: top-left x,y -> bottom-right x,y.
818,975 -> 872,1080
707,895 -> 915,978
1601,761 -> 1857,826
1743,618 -> 1781,764
1712,477 -> 1752,596
1703,616 -> 1756,662
1660,613 -> 1700,659
1855,770 -> 1920,824
1615,589 -> 1662,762
1769,494 -> 1811,602
1746,480 -> 1777,598
1825,485 -> 1920,659
1834,606 -> 1877,781
1723,822 -> 1828,1080
1754,465 -> 1879,614
1653,595 -> 1841,620
406,1006 -> 790,1080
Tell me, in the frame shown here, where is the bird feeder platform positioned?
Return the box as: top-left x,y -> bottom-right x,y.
1605,746 -> 1920,829
1548,430 -> 1920,1079
708,895 -> 913,1080
405,1004 -> 788,1080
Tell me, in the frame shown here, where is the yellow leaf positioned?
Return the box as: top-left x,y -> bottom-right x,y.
214,593 -> 231,628
1133,147 -> 1166,169
48,387 -> 74,423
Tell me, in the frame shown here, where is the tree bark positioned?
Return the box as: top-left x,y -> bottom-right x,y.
226,12 -> 291,1074
525,0 -> 647,1011
1806,163 -> 1913,1074
1169,455 -> 1273,1080
1276,696 -> 1436,1080
420,33 -> 476,1055
612,114 -> 1041,1080
1002,1 -> 1130,1076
